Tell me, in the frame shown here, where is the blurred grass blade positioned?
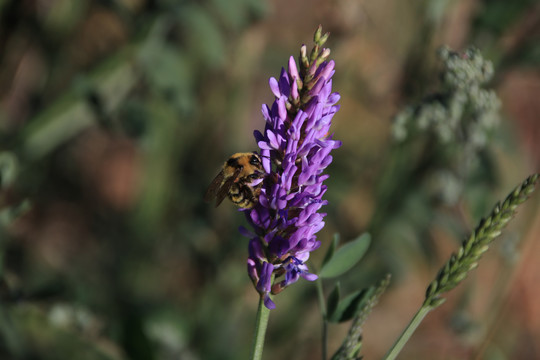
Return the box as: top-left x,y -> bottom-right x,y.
0,152 -> 18,188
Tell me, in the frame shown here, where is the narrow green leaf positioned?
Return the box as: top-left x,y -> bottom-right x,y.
326,282 -> 341,320
320,233 -> 371,278
328,287 -> 374,323
321,233 -> 340,268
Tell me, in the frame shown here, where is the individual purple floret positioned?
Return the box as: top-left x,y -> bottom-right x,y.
244,27 -> 341,309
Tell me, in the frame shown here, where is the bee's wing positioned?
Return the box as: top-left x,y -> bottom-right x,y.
214,174 -> 237,207
205,168 -> 242,207
205,171 -> 225,203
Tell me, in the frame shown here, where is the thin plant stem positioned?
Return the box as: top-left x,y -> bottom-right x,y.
315,278 -> 328,360
382,304 -> 432,360
250,295 -> 271,360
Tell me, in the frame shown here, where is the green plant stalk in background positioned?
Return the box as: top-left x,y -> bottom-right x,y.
382,173 -> 539,360
250,295 -> 271,360
315,278 -> 329,360
331,275 -> 391,360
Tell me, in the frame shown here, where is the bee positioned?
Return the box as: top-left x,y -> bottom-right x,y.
205,152 -> 265,209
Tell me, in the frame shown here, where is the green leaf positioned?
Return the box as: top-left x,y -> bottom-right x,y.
328,287 -> 374,323
0,200 -> 31,227
320,233 -> 371,278
177,5 -> 225,69
0,152 -> 18,188
321,233 -> 340,268
326,282 -> 341,320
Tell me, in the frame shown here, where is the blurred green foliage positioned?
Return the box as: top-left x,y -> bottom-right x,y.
0,0 -> 539,359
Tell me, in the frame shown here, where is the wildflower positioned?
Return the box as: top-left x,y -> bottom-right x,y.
244,26 -> 341,308
392,46 -> 500,146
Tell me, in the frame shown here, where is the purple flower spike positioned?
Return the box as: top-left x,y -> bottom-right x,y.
244,27 -> 340,309
257,262 -> 276,310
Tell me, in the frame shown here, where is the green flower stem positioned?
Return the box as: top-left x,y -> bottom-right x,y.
382,304 -> 432,360
315,278 -> 328,360
250,295 -> 271,360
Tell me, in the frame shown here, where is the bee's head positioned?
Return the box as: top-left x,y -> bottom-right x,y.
249,153 -> 261,166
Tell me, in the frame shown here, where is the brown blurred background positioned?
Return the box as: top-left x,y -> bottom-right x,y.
1,0 -> 540,359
